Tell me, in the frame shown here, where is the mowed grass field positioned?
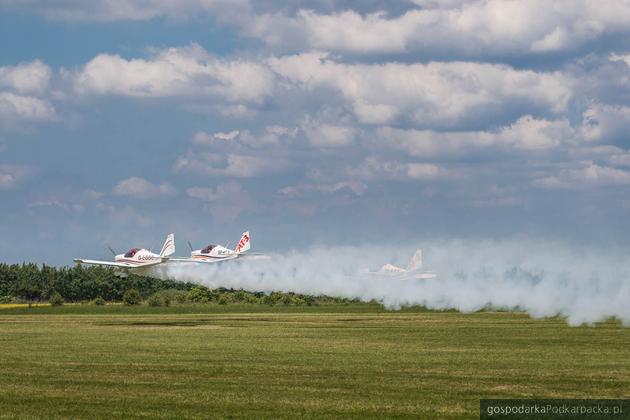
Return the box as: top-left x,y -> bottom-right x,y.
0,305 -> 629,419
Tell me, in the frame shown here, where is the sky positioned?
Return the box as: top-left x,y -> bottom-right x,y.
2,0 -> 630,265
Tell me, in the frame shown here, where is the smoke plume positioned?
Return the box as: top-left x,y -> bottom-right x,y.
151,239 -> 630,326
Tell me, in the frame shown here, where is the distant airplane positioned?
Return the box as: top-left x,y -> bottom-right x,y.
369,249 -> 437,280
171,231 -> 265,263
74,233 -> 175,277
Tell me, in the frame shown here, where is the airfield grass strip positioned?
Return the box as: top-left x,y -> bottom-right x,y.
0,310 -> 628,419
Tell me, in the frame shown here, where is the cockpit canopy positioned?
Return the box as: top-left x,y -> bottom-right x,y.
201,245 -> 216,254
124,248 -> 140,258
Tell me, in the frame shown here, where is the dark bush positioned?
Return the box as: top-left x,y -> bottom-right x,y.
122,288 -> 141,306
304,295 -> 316,306
188,285 -> 213,303
233,290 -> 256,303
0,295 -> 13,304
262,294 -> 275,305
244,293 -> 259,304
174,291 -> 188,304
92,296 -> 106,306
49,292 -> 64,306
147,293 -> 163,307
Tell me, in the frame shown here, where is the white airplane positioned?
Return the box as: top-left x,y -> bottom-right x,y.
74,233 -> 175,277
171,231 -> 264,263
370,249 -> 437,280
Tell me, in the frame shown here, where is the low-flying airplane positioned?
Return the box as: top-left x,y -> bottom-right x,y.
74,233 -> 175,277
171,231 -> 264,263
370,249 -> 437,280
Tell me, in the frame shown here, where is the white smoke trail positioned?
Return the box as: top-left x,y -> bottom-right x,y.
150,239 -> 630,326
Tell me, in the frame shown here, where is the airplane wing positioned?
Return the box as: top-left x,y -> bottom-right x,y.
73,258 -> 168,268
168,257 -> 236,264
236,253 -> 269,260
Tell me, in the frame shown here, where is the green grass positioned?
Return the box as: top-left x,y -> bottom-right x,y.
0,302 -> 391,315
0,307 -> 628,419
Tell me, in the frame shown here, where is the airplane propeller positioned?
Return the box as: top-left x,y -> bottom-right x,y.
187,241 -> 194,252
107,246 -> 117,257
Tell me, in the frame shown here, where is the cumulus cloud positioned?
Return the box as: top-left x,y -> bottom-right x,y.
347,157 -> 448,181
279,180 -> 367,197
0,60 -> 55,125
174,152 -> 289,178
0,92 -> 56,121
0,164 -> 32,190
580,103 -> 630,145
251,1 -> 630,57
5,1 -> 630,250
187,181 -> 253,221
70,44 -> 275,103
534,161 -> 630,189
113,176 -> 176,198
301,118 -> 355,147
376,116 -> 573,158
269,52 -> 571,128
192,125 -> 298,148
608,152 -> 630,167
192,130 -> 240,145
0,60 -> 51,94
1,0 -> 250,22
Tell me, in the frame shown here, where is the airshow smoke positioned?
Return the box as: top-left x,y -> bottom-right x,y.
151,239 -> 630,326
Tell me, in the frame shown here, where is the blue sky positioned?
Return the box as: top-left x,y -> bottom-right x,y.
2,0 -> 630,264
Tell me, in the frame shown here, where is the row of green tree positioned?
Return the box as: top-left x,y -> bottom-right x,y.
126,287 -> 339,307
0,263 -> 195,303
0,263 -> 358,306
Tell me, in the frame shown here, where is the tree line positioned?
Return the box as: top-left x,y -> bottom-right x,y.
0,263 -> 359,306
0,263 -> 194,303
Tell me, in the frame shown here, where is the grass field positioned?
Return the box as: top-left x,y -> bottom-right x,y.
0,305 -> 629,419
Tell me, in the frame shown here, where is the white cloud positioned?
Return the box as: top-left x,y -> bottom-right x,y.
216,104 -> 258,119
0,60 -> 56,127
241,125 -> 299,147
609,53 -> 630,66
192,130 -> 240,145
347,157 -> 448,181
0,60 -> 51,94
82,189 -> 105,200
609,152 -> 630,167
269,52 -> 571,127
251,10 -> 414,53
192,122 -> 298,147
265,125 -> 298,138
279,180 -> 367,197
534,161 -> 630,189
377,116 -> 572,158
0,164 -> 32,190
71,44 -> 275,103
0,92 -> 56,122
4,0 -> 250,22
251,1 -> 630,56
113,176 -> 176,198
174,152 -> 288,177
301,119 -> 355,147
580,103 -> 630,143
187,181 -> 253,222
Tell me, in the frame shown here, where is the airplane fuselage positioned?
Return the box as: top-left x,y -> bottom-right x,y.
114,249 -> 162,265
190,245 -> 238,261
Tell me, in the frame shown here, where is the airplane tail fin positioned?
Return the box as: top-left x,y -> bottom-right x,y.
234,231 -> 251,253
407,249 -> 423,271
159,233 -> 175,257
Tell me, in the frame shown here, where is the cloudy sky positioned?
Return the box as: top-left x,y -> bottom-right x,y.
2,0 -> 630,264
